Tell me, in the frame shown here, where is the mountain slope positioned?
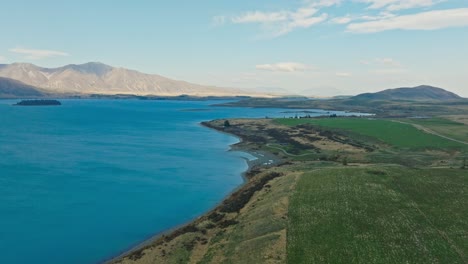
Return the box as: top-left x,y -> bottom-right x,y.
0,62 -> 249,96
0,77 -> 44,98
353,85 -> 462,101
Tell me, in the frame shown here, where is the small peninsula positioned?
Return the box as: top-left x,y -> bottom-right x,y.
14,99 -> 62,106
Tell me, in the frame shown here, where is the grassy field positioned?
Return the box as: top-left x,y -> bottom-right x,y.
401,118 -> 468,143
288,167 -> 468,264
275,118 -> 467,150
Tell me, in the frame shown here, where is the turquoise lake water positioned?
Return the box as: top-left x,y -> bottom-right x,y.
0,100 -> 360,263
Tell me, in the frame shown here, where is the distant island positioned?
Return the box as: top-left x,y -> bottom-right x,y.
14,100 -> 62,106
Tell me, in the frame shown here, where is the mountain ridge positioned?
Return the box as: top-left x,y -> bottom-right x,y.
0,62 -> 252,96
0,76 -> 45,98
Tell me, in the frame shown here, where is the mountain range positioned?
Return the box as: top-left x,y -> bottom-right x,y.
0,63 -> 464,100
0,62 -> 249,97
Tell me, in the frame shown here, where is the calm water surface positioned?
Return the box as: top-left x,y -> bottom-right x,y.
0,99 -> 361,264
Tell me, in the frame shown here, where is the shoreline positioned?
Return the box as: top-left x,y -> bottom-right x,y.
105,120 -> 283,264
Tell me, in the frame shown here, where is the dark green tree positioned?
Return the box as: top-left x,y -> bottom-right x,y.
224,120 -> 231,127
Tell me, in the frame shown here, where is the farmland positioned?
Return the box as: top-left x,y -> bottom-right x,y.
275,118 -> 467,150
401,117 -> 468,143
288,167 -> 468,264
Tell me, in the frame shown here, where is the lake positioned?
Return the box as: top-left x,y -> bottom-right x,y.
0,99 -> 361,264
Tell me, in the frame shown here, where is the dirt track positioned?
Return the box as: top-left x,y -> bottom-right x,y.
393,120 -> 468,146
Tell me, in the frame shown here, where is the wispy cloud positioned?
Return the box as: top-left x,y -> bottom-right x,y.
336,72 -> 352,77
360,60 -> 371,65
216,1 -> 340,37
331,15 -> 352,24
359,11 -> 396,21
376,58 -> 401,67
232,8 -> 328,37
9,47 -> 69,60
348,8 -> 468,33
232,11 -> 289,24
256,62 -> 313,72
330,11 -> 396,25
309,0 -> 343,8
360,58 -> 402,67
370,68 -> 407,75
356,0 -> 441,11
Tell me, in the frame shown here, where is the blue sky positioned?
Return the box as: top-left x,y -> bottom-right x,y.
1,0 -> 467,96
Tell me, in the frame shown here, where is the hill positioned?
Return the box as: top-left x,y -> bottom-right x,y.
0,77 -> 44,98
0,62 -> 250,96
353,85 -> 462,101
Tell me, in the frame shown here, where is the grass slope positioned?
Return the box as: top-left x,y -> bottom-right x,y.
276,118 -> 466,149
288,167 -> 468,264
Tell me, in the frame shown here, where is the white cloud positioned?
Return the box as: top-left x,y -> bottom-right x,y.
376,58 -> 401,67
347,8 -> 468,33
232,7 -> 328,37
331,11 -> 396,25
256,62 -> 313,72
220,1 -> 339,37
276,13 -> 328,37
308,0 -> 343,8
359,60 -> 371,65
0,55 -> 5,62
360,58 -> 402,67
360,11 -> 396,21
331,16 -> 352,24
370,68 -> 407,74
232,11 -> 289,24
9,47 -> 69,60
356,0 -> 440,11
336,72 -> 352,77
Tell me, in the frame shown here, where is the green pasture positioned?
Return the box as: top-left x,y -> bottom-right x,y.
401,117 -> 468,143
275,118 -> 466,149
287,167 -> 468,264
